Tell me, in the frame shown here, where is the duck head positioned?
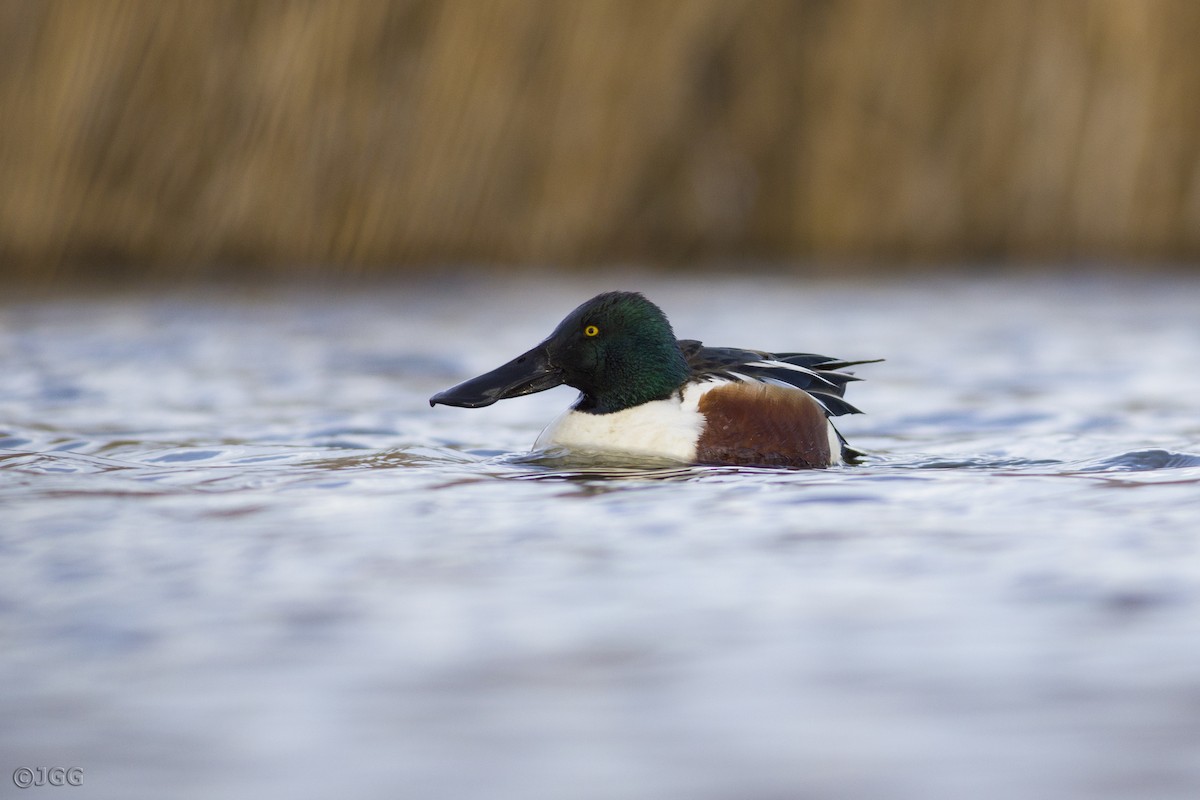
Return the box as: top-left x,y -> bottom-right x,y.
429,291 -> 690,414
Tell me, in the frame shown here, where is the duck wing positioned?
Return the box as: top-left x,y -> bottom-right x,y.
677,339 -> 881,418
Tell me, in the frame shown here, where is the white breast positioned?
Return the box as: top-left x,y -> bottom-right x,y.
533,383 -> 714,462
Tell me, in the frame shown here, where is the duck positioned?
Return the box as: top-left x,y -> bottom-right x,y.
429,291 -> 879,468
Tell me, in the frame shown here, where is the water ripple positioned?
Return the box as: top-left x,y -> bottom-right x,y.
1074,448 -> 1200,472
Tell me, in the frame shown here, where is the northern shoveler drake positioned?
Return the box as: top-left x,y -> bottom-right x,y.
430,291 -> 879,468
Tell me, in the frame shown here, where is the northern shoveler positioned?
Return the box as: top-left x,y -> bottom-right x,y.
429,291 -> 879,468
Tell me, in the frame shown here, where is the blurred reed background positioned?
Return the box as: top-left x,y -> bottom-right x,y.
2,0 -> 1199,282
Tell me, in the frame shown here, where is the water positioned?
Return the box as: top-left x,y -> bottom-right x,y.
2,273 -> 1199,800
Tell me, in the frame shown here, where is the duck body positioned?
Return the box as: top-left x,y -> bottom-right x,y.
430,292 -> 877,469
535,368 -> 848,467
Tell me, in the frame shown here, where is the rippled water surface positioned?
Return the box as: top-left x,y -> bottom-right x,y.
3,274 -> 1200,799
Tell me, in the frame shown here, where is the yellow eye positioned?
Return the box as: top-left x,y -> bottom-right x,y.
584,324 -> 600,337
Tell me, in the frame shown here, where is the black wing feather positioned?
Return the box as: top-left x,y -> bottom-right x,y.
678,339 -> 880,418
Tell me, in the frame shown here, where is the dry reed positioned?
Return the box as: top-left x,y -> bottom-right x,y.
2,0 -> 1199,280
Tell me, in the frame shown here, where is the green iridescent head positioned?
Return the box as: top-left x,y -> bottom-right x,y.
430,291 -> 690,414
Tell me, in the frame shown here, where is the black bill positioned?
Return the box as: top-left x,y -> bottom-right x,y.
429,346 -> 564,408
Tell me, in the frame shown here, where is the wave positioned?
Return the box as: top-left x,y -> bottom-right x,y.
1071,448 -> 1200,473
